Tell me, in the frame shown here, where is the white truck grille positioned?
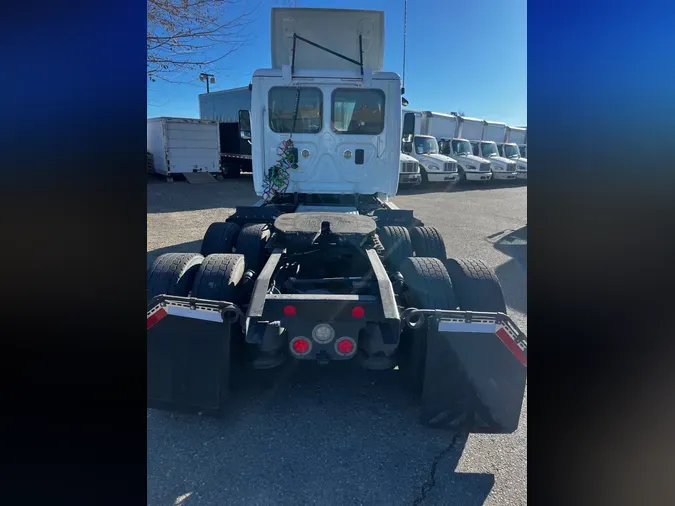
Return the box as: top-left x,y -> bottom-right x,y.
507,163 -> 516,172
444,162 -> 457,172
401,162 -> 418,173
480,163 -> 491,172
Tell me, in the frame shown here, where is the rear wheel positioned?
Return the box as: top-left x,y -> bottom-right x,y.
378,226 -> 414,270
398,257 -> 457,393
147,253 -> 204,300
200,222 -> 240,257
418,258 -> 508,431
235,223 -> 271,274
410,226 -> 447,260
443,258 -> 506,313
192,254 -> 246,302
458,166 -> 467,183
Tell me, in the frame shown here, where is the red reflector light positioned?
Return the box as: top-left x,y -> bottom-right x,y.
336,338 -> 354,354
292,338 -> 310,354
352,306 -> 365,318
283,305 -> 296,317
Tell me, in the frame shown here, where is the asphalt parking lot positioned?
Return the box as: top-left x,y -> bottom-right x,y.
147,175 -> 527,506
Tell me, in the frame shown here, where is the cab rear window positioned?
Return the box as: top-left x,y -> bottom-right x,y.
332,88 -> 385,135
268,87 -> 322,134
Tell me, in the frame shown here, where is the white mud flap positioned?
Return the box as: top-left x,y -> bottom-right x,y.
406,310 -> 527,433
146,297 -> 241,414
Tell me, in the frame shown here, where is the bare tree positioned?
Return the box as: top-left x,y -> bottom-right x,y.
147,0 -> 258,83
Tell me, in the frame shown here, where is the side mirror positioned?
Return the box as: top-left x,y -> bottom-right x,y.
402,96 -> 409,107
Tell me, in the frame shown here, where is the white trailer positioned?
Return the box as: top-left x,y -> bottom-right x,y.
147,117 -> 221,181
457,116 -> 485,141
421,112 -> 492,182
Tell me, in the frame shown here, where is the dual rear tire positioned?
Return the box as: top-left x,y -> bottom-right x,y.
397,255 -> 507,430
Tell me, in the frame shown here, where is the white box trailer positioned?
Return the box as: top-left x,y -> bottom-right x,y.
457,116 -> 484,141
505,126 -> 526,146
483,120 -> 507,143
147,117 -> 221,180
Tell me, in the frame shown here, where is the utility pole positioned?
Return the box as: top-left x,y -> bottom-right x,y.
199,73 -> 216,93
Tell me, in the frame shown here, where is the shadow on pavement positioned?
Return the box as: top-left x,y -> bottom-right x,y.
399,180 -> 526,196
147,360 -> 495,506
489,226 -> 527,314
147,173 -> 258,214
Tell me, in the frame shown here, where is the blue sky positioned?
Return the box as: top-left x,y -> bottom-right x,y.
148,0 -> 527,126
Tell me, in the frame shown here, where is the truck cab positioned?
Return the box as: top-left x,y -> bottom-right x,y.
398,152 -> 421,187
250,9 -> 401,198
504,125 -> 527,179
497,141 -> 527,179
477,120 -> 518,180
410,111 -> 492,182
401,110 -> 459,184
471,140 -> 517,180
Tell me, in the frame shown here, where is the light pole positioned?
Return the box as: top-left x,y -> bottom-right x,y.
199,73 -> 216,93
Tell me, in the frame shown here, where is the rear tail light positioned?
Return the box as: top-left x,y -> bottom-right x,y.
351,306 -> 365,318
290,337 -> 311,355
335,337 -> 356,356
283,305 -> 296,317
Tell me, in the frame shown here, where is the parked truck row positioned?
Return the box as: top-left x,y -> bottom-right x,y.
401,110 -> 527,185
148,87 -> 524,190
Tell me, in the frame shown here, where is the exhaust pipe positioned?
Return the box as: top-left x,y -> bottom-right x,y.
221,305 -> 242,323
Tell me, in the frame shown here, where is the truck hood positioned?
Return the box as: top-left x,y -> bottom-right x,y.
455,154 -> 489,166
418,153 -> 456,166
515,158 -> 527,169
399,153 -> 418,163
486,155 -> 514,168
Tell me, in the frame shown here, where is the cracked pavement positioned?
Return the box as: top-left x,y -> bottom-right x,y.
147,176 -> 527,505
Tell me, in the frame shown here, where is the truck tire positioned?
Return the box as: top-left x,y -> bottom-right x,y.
378,226 -> 413,269
200,222 -> 240,257
410,226 -> 447,260
457,166 -> 467,183
147,253 -> 204,300
192,254 -> 246,302
420,165 -> 429,184
235,223 -> 271,274
443,258 -> 507,313
398,257 -> 457,393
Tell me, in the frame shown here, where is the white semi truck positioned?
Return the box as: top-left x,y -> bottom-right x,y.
401,109 -> 459,185
466,118 -> 518,181
414,111 -> 492,182
146,7 -> 527,433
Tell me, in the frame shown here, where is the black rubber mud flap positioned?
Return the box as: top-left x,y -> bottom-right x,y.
147,315 -> 232,416
420,315 -> 526,433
